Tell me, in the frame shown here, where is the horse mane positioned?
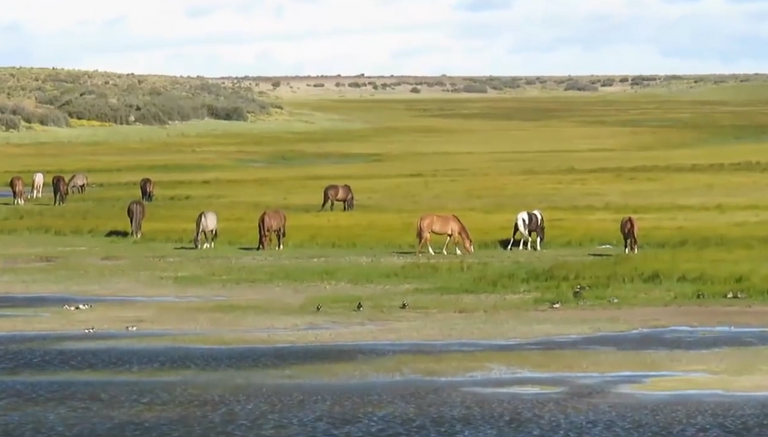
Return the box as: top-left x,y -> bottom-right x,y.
451,214 -> 471,239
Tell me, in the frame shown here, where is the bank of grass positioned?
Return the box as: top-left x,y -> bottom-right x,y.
1,90 -> 768,305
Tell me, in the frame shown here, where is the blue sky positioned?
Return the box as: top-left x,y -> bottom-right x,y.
1,0 -> 767,76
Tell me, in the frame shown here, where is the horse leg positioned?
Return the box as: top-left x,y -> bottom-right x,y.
329,199 -> 335,211
441,235 -> 451,255
518,233 -> 526,250
624,236 -> 629,254
278,228 -> 284,250
536,234 -> 541,251
425,234 -> 435,255
454,236 -> 462,255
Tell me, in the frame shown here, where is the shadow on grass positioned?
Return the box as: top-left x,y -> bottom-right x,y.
238,247 -> 260,251
588,253 -> 615,258
173,246 -> 198,251
392,251 -> 416,255
104,230 -> 129,238
497,238 -> 523,250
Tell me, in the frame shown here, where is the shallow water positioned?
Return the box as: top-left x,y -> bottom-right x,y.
1,327 -> 767,436
0,294 -> 227,309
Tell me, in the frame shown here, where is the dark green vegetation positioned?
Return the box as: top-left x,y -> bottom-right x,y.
2,80 -> 768,307
0,67 -> 279,129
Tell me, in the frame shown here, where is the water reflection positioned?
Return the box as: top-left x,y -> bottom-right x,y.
1,327 -> 767,436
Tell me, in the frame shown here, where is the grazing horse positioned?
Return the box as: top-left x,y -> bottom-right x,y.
194,211 -> 218,249
257,209 -> 287,250
9,176 -> 25,205
52,176 -> 68,206
126,200 -> 146,239
319,184 -> 355,212
68,173 -> 88,194
620,216 -> 638,254
139,177 -> 154,203
508,210 -> 545,251
31,172 -> 44,199
416,214 -> 474,256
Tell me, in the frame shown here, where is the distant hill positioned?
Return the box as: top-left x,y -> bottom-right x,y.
1,67 -> 765,132
0,67 -> 280,131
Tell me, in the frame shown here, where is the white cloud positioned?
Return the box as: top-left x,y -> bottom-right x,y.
1,0 -> 767,76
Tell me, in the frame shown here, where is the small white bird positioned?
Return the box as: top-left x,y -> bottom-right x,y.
549,301 -> 561,309
125,325 -> 138,331
83,327 -> 96,333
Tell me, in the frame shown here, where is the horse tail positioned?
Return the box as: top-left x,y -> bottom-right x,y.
195,212 -> 203,239
320,188 -> 330,211
257,214 -> 266,249
281,214 -> 287,239
629,216 -> 637,241
416,217 -> 425,241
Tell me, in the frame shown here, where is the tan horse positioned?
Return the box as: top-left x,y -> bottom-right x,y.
258,209 -> 287,250
9,176 -> 25,205
319,184 -> 355,212
416,214 -> 474,256
620,216 -> 638,254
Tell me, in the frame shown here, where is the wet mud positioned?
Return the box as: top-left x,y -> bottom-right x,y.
1,327 -> 767,436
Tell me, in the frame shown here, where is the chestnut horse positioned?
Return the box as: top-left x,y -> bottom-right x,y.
126,200 -> 146,239
52,176 -> 68,206
416,214 -> 474,256
257,209 -> 287,250
9,176 -> 25,205
620,216 -> 638,254
319,184 -> 355,212
508,210 -> 545,251
31,172 -> 44,199
139,177 -> 154,203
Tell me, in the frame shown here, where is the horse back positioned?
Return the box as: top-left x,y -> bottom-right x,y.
620,216 -> 637,236
9,176 -> 23,191
127,200 -> 145,220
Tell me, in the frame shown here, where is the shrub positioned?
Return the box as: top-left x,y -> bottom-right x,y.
409,86 -> 421,94
0,114 -> 22,131
619,77 -> 629,83
271,80 -> 281,88
462,84 -> 488,93
564,81 -> 598,92
600,78 -> 615,87
312,83 -> 325,88
347,82 -> 362,88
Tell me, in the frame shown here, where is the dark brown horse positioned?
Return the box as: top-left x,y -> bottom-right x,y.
620,216 -> 638,254
416,214 -> 474,256
319,184 -> 355,212
9,176 -> 25,205
68,173 -> 88,194
126,200 -> 146,239
508,210 -> 546,251
52,176 -> 68,206
139,177 -> 154,203
257,209 -> 287,250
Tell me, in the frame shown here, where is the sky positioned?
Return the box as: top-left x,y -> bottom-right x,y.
1,0 -> 767,77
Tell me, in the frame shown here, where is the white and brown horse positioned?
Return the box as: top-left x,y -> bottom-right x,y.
620,216 -> 638,254
507,210 -> 545,251
416,214 -> 474,256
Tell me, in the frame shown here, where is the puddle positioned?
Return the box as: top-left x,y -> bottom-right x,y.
0,294 -> 228,308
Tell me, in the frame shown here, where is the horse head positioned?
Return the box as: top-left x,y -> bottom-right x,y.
347,193 -> 355,210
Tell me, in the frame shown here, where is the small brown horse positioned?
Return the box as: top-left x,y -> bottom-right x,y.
126,200 -> 146,239
52,176 -> 68,206
620,216 -> 638,254
139,177 -> 154,203
257,209 -> 287,250
416,214 -> 474,256
9,176 -> 25,205
319,184 -> 355,212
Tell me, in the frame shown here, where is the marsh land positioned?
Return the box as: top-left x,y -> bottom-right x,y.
2,69 -> 768,411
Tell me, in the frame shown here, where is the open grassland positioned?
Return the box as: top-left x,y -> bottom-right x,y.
1,82 -> 768,344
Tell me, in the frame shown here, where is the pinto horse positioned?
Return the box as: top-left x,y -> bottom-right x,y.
416,214 -> 474,256
507,210 -> 545,251
139,177 -> 154,203
620,216 -> 638,254
257,209 -> 287,250
319,184 -> 355,212
126,200 -> 146,239
9,176 -> 25,205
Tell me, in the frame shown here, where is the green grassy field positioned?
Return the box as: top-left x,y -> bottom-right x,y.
2,84 -> 768,309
